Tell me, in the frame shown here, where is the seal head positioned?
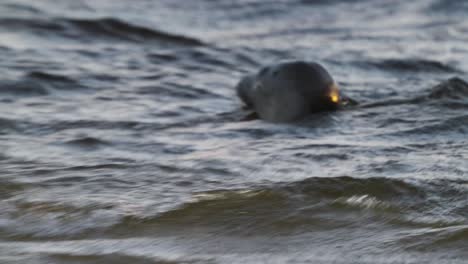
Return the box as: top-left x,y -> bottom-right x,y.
236,61 -> 340,122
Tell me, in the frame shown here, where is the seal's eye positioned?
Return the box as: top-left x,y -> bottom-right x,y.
329,83 -> 340,104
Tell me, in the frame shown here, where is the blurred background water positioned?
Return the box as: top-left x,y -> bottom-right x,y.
0,0 -> 467,263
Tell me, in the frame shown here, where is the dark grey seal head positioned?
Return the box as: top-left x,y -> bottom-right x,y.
236,61 -> 340,122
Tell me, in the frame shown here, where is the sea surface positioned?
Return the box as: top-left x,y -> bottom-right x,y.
1,0 -> 468,263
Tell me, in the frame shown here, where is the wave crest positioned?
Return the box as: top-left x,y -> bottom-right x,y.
429,77 -> 468,100
0,17 -> 203,45
362,59 -> 460,73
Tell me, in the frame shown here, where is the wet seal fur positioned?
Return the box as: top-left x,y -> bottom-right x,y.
236,61 -> 342,122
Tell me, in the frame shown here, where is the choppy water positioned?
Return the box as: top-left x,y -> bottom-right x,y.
1,0 -> 468,263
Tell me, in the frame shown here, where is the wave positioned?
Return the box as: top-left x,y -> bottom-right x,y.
111,176 -> 466,236
359,77 -> 468,109
428,0 -> 468,13
0,117 -> 17,134
25,71 -> 76,83
0,17 -> 203,45
0,180 -> 26,199
65,17 -> 204,45
46,253 -> 163,264
1,174 -> 465,242
360,59 -> 460,73
64,136 -> 110,150
429,77 -> 468,100
301,0 -> 363,5
0,71 -> 82,96
146,46 -> 263,76
389,114 -> 468,137
0,117 -> 209,137
3,3 -> 44,14
389,225 -> 468,252
137,83 -> 223,99
0,79 -> 48,96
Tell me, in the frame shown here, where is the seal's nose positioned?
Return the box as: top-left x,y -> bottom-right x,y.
329,83 -> 340,104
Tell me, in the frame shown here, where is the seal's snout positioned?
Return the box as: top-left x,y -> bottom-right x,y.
329,83 -> 340,104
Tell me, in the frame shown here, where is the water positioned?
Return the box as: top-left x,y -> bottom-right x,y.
1,0 -> 467,263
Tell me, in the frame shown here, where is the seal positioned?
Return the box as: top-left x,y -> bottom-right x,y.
236,61 -> 341,122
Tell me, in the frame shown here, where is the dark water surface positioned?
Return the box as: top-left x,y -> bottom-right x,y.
1,0 -> 468,263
